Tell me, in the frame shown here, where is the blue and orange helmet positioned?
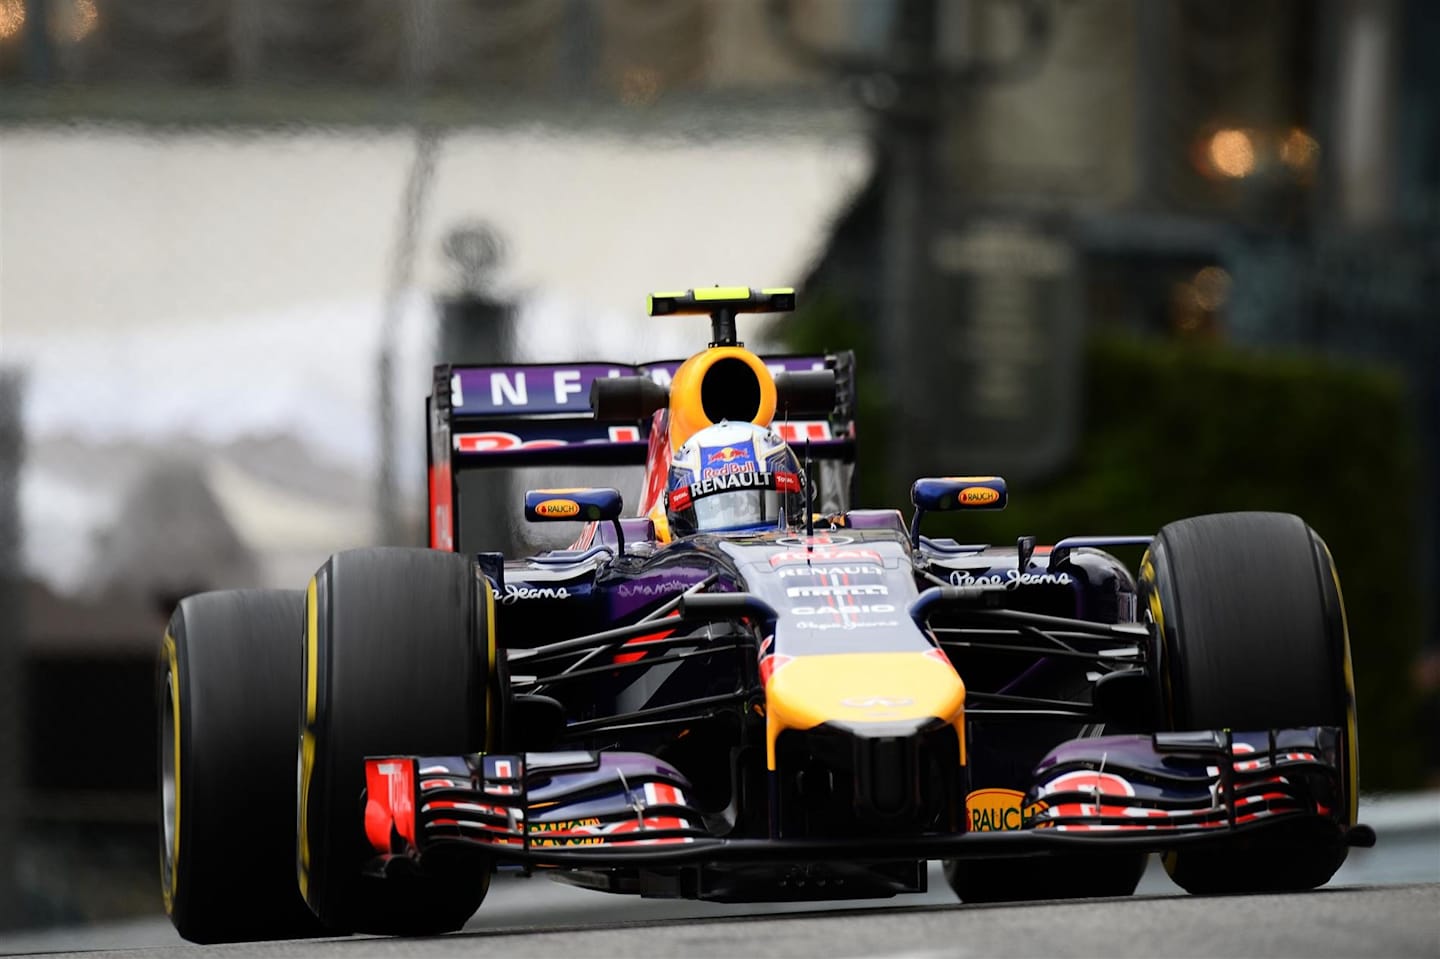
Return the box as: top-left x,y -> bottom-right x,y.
665,421 -> 805,537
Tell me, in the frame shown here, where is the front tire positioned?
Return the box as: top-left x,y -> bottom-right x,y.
159,590 -> 327,944
1141,511 -> 1358,894
297,547 -> 495,935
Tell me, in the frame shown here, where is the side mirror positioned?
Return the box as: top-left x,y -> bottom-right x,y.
523,487 -> 623,522
909,476 -> 1008,548
523,487 -> 627,553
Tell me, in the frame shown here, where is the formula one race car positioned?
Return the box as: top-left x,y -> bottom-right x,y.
157,287 -> 1372,944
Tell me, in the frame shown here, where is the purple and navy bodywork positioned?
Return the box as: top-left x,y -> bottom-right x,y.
382,309 -> 1369,904
362,511 -> 1368,898
155,287 -> 1367,948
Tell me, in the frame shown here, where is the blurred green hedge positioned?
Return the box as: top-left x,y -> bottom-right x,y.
780,304 -> 1424,790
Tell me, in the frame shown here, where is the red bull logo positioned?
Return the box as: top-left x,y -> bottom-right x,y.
706,445 -> 750,464
702,444 -> 756,478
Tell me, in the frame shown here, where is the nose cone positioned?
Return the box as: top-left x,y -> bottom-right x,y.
764,651 -> 965,769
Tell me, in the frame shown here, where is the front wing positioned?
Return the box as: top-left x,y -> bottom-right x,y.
361,726 -> 1372,876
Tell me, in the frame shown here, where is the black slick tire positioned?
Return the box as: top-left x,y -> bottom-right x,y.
297,547 -> 495,935
1140,511 -> 1358,894
159,589 -> 328,944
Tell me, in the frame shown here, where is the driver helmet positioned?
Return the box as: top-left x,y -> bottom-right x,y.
665,420 -> 805,537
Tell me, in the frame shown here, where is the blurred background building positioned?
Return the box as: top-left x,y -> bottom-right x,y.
0,0 -> 1435,930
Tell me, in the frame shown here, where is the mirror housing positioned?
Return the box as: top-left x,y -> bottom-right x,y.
523,487 -> 627,553
523,487 -> 624,523
909,476 -> 1008,548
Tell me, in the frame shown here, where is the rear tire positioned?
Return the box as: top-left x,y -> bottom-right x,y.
297,547 -> 495,935
1141,511 -> 1358,894
159,590 -> 328,944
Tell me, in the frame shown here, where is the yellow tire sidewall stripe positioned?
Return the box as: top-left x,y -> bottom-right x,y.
1139,550 -> 1175,728
298,575 -> 320,903
161,631 -> 181,914
1320,541 -> 1360,825
486,575 -> 497,752
306,578 -> 318,725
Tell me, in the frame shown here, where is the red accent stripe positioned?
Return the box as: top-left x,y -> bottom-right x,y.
614,610 -> 680,664
364,769 -> 393,854
364,758 -> 417,852
637,409 -> 671,518
428,461 -> 454,551
759,653 -> 792,684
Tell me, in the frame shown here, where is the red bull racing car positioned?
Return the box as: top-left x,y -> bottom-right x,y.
157,287 -> 1372,943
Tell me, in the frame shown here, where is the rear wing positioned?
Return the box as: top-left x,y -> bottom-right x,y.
425,352 -> 857,550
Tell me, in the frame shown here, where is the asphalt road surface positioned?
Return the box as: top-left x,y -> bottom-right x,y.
1,855 -> 1436,958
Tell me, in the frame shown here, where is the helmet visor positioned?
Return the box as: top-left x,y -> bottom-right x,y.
691,488 -> 787,533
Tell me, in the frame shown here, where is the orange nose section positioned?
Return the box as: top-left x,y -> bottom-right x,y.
763,650 -> 965,769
